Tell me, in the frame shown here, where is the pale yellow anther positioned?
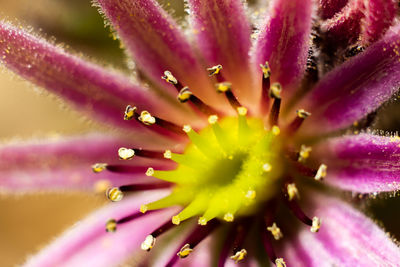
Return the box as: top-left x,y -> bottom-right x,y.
138,111 -> 156,125
146,167 -> 155,177
275,258 -> 286,267
172,215 -> 181,225
208,115 -> 218,124
141,235 -> 156,251
230,249 -> 247,263
267,222 -> 283,240
287,183 -> 299,201
118,147 -> 135,160
269,83 -> 282,99
207,64 -> 222,76
124,105 -> 137,121
198,217 -> 207,225
106,219 -> 117,233
297,109 -> 311,119
272,126 -> 280,136
237,107 -> 248,116
216,82 -> 232,93
177,244 -> 193,258
223,212 -> 234,222
164,150 -> 172,159
245,189 -> 256,200
92,163 -> 107,173
263,163 -> 272,172
315,164 -> 327,181
161,70 -> 178,84
177,87 -> 192,103
106,187 -> 124,202
298,145 -> 312,162
260,61 -> 271,79
183,125 -> 192,133
140,204 -> 148,214
311,217 -> 321,233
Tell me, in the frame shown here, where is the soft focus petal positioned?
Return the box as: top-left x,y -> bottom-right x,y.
313,133 -> 400,193
280,194 -> 400,266
0,21 -> 186,131
318,0 -> 348,19
298,24 -> 400,135
0,134 -> 174,193
95,0 -> 221,106
360,0 -> 398,45
253,0 -> 313,97
187,0 -> 254,102
24,191 -> 176,267
320,0 -> 365,46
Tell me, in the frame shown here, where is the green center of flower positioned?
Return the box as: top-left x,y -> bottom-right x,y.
142,111 -> 283,225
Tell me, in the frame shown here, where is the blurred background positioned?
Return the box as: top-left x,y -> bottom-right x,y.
0,0 -> 400,266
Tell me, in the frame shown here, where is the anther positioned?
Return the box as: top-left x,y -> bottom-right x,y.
275,258 -> 287,267
118,147 -> 135,160
230,249 -> 247,263
177,244 -> 193,258
141,235 -> 156,251
315,164 -> 327,181
215,82 -> 232,93
207,64 -> 223,76
146,167 -> 155,176
138,111 -> 156,125
267,223 -> 283,240
92,163 -> 107,173
105,219 -> 117,232
208,115 -> 218,124
260,61 -> 271,80
198,217 -> 207,226
237,107 -> 248,116
140,205 -> 148,214
124,105 -> 137,121
245,189 -> 256,200
269,83 -> 282,99
177,87 -> 192,103
311,217 -> 321,233
162,70 -> 178,85
223,213 -> 234,222
164,150 -> 172,159
106,187 -> 124,202
272,126 -> 280,136
287,183 -> 299,201
268,83 -> 282,127
172,215 -> 181,225
182,125 -> 192,133
286,109 -> 311,135
298,145 -> 312,162
263,163 -> 272,172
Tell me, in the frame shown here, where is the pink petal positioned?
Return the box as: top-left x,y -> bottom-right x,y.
187,0 -> 254,103
320,0 -> 365,46
313,133 -> 400,193
24,191 -> 176,267
360,0 -> 398,45
0,21 -> 186,131
253,0 -> 313,97
0,134 -> 174,193
318,0 -> 348,19
95,0 -> 222,106
280,194 -> 400,266
297,23 -> 400,135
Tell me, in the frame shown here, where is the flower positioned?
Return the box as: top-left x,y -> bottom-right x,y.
1,0 -> 400,266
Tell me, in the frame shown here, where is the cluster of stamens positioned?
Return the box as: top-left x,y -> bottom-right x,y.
92,63 -> 328,266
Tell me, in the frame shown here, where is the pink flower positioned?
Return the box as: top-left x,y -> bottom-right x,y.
1,0 -> 400,266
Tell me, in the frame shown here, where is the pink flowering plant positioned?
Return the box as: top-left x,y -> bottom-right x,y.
1,0 -> 400,266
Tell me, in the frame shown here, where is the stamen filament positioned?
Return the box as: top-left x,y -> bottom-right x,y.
285,109 -> 311,135
119,182 -> 172,192
260,61 -> 271,115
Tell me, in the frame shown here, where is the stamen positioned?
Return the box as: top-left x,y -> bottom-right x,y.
230,221 -> 250,263
106,187 -> 123,202
177,87 -> 192,103
298,145 -> 312,162
106,219 -> 117,232
268,83 -> 282,127
276,258 -> 287,267
262,223 -> 278,265
166,220 -> 220,266
260,61 -> 271,115
141,219 -> 176,251
162,70 -> 179,85
106,211 -> 151,232
119,182 -> 171,192
284,197 -> 314,228
315,164 -> 327,181
267,222 -> 283,240
138,111 -> 156,125
207,64 -> 223,76
124,105 -> 137,121
92,163 -> 107,173
230,249 -> 247,263
286,109 -> 311,135
287,183 -> 299,201
118,147 -> 168,160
